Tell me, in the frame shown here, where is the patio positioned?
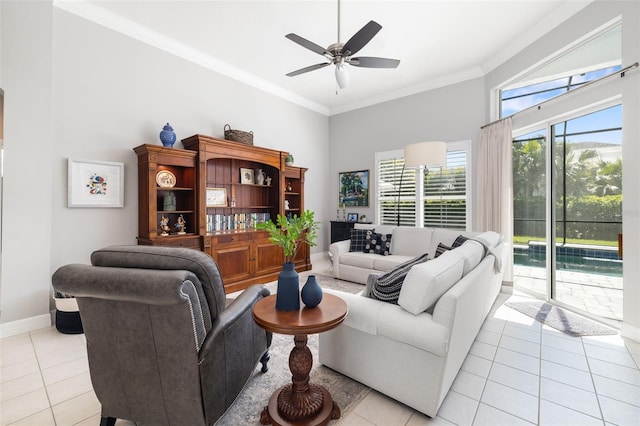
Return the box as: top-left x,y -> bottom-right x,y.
513,263 -> 623,326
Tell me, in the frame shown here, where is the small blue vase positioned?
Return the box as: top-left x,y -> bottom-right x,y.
276,262 -> 300,311
159,123 -> 176,147
301,274 -> 323,308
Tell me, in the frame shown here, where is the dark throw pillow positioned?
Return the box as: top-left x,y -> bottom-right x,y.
368,253 -> 430,304
452,235 -> 469,248
363,232 -> 392,255
374,234 -> 392,256
435,242 -> 452,258
349,228 -> 373,252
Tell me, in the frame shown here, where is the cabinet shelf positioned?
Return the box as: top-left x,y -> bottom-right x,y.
158,210 -> 194,214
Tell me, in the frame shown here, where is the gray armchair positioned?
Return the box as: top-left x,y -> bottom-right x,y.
52,245 -> 271,426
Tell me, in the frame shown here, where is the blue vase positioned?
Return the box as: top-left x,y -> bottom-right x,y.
276,262 -> 300,311
301,274 -> 323,308
159,123 -> 176,147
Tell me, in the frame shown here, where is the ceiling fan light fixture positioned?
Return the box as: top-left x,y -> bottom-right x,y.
335,63 -> 350,89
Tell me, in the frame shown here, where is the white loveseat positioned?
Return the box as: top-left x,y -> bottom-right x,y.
320,226 -> 508,417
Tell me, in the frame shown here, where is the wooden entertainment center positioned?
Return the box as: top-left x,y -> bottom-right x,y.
134,135 -> 310,293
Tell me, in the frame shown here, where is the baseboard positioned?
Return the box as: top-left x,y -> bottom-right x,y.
311,251 -> 330,263
621,323 -> 640,343
0,314 -> 52,338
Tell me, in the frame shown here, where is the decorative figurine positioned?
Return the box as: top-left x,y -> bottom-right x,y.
230,197 -> 236,207
285,200 -> 290,210
176,214 -> 186,235
286,181 -> 293,192
265,176 -> 272,186
160,216 -> 170,236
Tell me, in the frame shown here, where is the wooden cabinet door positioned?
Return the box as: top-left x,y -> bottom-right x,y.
254,237 -> 284,276
209,239 -> 252,283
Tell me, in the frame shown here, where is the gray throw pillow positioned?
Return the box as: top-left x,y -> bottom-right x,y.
368,253 -> 430,304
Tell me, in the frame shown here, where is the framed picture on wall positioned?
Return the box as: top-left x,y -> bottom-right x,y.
68,159 -> 124,208
339,169 -> 369,207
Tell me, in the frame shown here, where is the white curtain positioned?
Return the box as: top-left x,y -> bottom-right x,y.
477,117 -> 513,281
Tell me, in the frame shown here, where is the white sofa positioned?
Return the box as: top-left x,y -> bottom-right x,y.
329,224 -> 478,284
320,226 -> 508,417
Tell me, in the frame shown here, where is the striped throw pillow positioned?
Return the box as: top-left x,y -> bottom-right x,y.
369,253 -> 430,303
452,235 -> 469,248
435,242 -> 452,258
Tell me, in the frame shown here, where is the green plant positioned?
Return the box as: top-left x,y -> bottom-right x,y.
285,154 -> 294,164
256,209 -> 319,263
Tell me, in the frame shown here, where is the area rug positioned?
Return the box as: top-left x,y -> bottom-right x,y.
505,299 -> 618,337
217,274 -> 369,425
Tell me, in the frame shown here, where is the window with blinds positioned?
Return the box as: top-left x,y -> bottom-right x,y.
375,144 -> 469,229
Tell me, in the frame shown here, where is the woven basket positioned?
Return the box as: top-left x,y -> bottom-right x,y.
224,124 -> 253,145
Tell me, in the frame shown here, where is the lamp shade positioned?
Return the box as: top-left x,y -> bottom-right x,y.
403,141 -> 447,168
335,63 -> 350,89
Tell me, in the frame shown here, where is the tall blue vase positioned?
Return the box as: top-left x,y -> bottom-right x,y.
276,262 -> 300,311
301,274 -> 323,308
159,123 -> 176,147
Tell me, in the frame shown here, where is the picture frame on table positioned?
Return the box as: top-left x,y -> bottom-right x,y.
240,168 -> 255,184
347,213 -> 359,222
339,169 -> 369,207
206,188 -> 227,207
68,159 -> 124,208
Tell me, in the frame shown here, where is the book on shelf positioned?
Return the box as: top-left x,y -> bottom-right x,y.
206,212 -> 271,232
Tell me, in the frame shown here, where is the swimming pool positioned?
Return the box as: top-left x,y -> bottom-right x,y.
513,245 -> 622,277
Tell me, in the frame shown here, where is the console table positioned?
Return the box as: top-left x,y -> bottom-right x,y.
252,294 -> 348,425
330,221 -> 372,244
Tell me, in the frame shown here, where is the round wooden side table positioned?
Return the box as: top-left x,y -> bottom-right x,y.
252,293 -> 348,426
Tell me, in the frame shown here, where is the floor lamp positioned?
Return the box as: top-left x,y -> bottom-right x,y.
397,141 -> 447,226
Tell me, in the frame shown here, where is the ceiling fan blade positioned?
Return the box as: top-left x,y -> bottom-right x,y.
286,62 -> 331,77
285,33 -> 330,56
342,20 -> 382,56
348,57 -> 400,68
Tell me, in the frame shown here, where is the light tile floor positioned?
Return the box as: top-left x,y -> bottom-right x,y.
2,264 -> 639,425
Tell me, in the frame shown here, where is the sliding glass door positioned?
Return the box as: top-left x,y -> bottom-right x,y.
513,105 -> 623,325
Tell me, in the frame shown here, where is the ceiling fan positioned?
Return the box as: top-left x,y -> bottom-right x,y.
285,0 -> 400,89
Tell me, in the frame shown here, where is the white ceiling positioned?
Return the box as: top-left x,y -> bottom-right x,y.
55,0 -> 593,115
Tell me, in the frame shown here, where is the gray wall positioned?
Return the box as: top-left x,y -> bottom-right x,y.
0,1 -> 329,331
328,78 -> 486,230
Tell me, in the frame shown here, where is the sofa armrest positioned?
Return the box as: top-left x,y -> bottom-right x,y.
329,240 -> 351,256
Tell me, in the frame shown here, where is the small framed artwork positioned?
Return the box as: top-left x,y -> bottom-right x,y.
206,188 -> 227,207
339,169 -> 369,207
240,168 -> 254,184
347,212 -> 359,222
68,159 -> 124,208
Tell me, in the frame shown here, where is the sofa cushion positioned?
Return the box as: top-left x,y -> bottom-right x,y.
398,250 -> 465,315
455,240 -> 486,276
372,255 -> 415,272
367,253 -> 430,303
434,242 -> 451,258
377,303 -> 449,356
349,228 -> 373,252
428,229 -> 476,260
340,252 -> 376,269
389,227 -> 433,256
474,231 -> 502,248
